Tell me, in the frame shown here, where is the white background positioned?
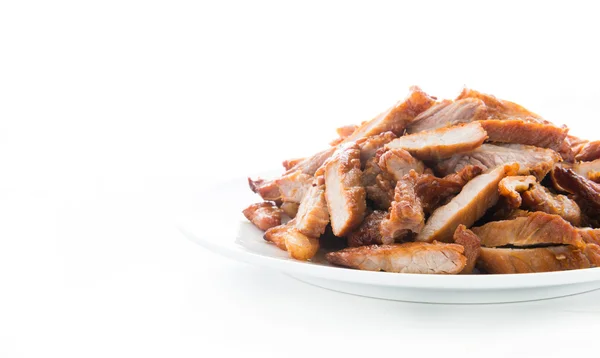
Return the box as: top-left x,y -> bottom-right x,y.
1,0 -> 600,357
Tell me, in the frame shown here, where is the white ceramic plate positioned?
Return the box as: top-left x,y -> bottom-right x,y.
179,173 -> 600,304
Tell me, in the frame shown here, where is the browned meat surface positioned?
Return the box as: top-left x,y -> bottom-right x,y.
282,158 -> 304,171
558,134 -> 589,162
280,202 -> 299,218
415,165 -> 484,214
521,184 -> 582,226
263,219 -> 320,260
562,158 -> 600,181
356,131 -> 397,166
294,184 -> 329,237
457,87 -> 548,124
386,122 -> 487,160
477,245 -> 600,274
242,202 -> 283,231
274,170 -> 313,203
498,175 -> 537,207
330,124 -> 358,145
417,164 -> 518,243
552,167 -> 600,211
324,144 -> 367,236
362,156 -> 395,209
380,171 -> 425,241
435,143 -> 560,179
478,120 -> 567,151
407,98 -> 488,133
344,86 -> 436,142
575,141 -> 600,162
377,148 -> 425,181
347,210 -> 388,247
326,242 -> 466,274
578,228 -> 600,246
471,212 -> 584,248
453,225 -> 481,274
248,177 -> 281,202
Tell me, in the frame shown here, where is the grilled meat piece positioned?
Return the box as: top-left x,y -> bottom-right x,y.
453,225 -> 481,274
356,131 -> 397,167
575,141 -> 600,162
478,119 -> 567,151
521,184 -> 582,226
408,98 -> 488,133
552,167 -> 600,211
326,242 -> 466,274
380,171 -> 425,241
242,202 -> 283,231
377,148 -> 425,181
498,175 -> 537,207
274,170 -> 313,203
347,210 -> 388,247
263,219 -> 320,260
294,183 -> 329,237
577,228 -> 600,246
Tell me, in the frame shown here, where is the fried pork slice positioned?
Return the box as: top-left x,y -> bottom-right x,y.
561,158 -> 600,181
274,170 -> 313,203
552,167 -> 600,211
362,156 -> 395,209
377,148 -> 425,181
577,228 -> 600,246
407,98 -> 488,133
453,225 -> 481,274
280,202 -> 299,218
435,143 -> 560,179
324,144 -> 367,237
330,124 -> 359,145
477,245 -> 600,274
242,202 -> 283,231
415,165 -> 484,214
380,171 -> 425,241
344,86 -> 436,141
498,175 -> 537,207
575,141 -> 600,162
248,177 -> 281,202
347,210 -> 388,247
326,242 -> 466,274
294,183 -> 329,237
558,134 -> 589,162
416,164 -> 518,243
478,120 -> 568,151
356,131 -> 397,166
521,184 -> 582,226
282,158 -> 305,171
470,212 -> 584,248
457,87 -> 548,124
386,122 -> 487,160
263,220 -> 320,260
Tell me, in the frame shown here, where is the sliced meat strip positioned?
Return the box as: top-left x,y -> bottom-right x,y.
330,124 -> 359,145
242,202 -> 283,231
435,143 -> 560,180
477,245 -> 600,274
344,86 -> 436,141
478,120 -> 568,151
377,148 -> 425,181
578,228 -> 600,246
453,225 -> 481,274
558,134 -> 589,162
282,157 -> 304,171
416,164 -> 518,243
248,177 -> 281,202
521,184 -> 582,226
415,165 -> 484,214
386,122 -> 487,160
347,210 -> 388,247
470,212 -> 584,248
498,175 -> 537,207
407,98 -> 488,133
551,167 -> 600,211
575,141 -> 600,162
380,171 -> 425,241
294,183 -> 329,237
561,158 -> 600,181
274,170 -> 313,203
356,131 -> 397,166
263,219 -> 320,260
326,242 -> 466,274
280,202 -> 299,218
362,156 -> 395,210
324,144 -> 367,236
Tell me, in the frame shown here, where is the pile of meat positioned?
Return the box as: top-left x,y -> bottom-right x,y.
243,86 -> 600,274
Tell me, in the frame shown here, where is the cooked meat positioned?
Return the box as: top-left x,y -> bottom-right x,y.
453,225 -> 481,274
456,87 -> 548,124
347,210 -> 388,247
274,170 -> 313,203
415,165 -> 484,214
521,184 -> 582,226
504,209 -> 532,219
324,144 -> 367,236
558,134 -> 589,162
362,156 -> 395,209
498,175 -> 537,207
477,245 -> 600,274
263,219 -> 320,260
345,86 -> 436,141
294,183 -> 329,237
386,122 -> 487,160
282,158 -> 304,171
356,131 -> 397,166
380,171 -> 425,241
326,242 -> 466,274
330,124 -> 359,145
377,148 -> 425,181
407,98 -> 488,133
263,222 -> 291,250
280,202 -> 299,218
552,167 -> 600,211
478,120 -> 567,151
575,141 -> 600,162
471,212 -> 584,248
417,164 -> 518,243
578,228 -> 600,246
435,143 -> 560,179
562,158 -> 600,180
242,202 -> 283,231
248,177 -> 281,202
